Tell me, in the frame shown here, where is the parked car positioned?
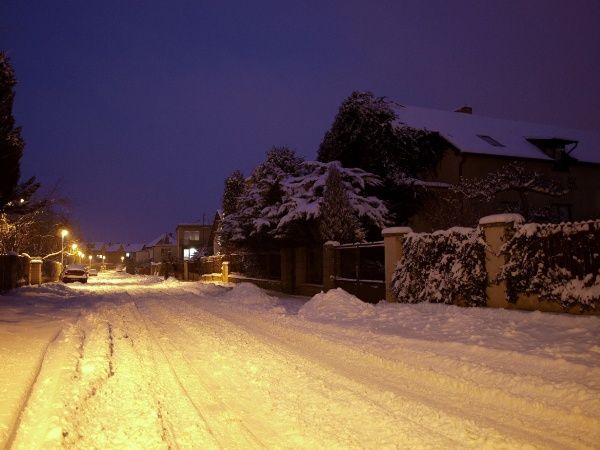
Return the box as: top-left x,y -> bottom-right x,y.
60,264 -> 88,283
87,268 -> 98,277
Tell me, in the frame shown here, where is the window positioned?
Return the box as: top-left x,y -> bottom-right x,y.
183,247 -> 198,260
183,230 -> 200,244
477,134 -> 505,147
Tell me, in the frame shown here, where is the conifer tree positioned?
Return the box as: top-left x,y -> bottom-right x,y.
0,52 -> 25,211
319,163 -> 362,243
222,170 -> 245,216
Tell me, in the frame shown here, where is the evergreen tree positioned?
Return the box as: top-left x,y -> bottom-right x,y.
0,52 -> 25,211
319,163 -> 362,243
222,170 -> 245,216
318,91 -> 444,223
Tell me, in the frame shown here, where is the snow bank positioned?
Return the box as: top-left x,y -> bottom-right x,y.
299,288 -> 374,320
220,282 -> 279,307
9,282 -> 77,299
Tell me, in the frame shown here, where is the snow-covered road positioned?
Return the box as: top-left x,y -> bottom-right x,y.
1,273 -> 599,449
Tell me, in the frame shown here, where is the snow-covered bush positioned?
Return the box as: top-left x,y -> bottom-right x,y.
500,220 -> 600,310
392,227 -> 487,306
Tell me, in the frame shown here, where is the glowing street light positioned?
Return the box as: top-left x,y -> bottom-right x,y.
120,256 -> 124,263
60,229 -> 69,266
88,255 -> 93,267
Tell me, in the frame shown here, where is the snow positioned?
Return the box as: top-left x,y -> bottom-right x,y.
479,213 -> 525,225
0,272 -> 599,448
382,226 -> 412,235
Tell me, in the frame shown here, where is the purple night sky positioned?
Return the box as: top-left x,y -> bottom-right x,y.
1,1 -> 599,243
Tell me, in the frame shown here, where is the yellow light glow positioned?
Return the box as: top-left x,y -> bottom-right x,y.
61,229 -> 69,238
71,243 -> 78,251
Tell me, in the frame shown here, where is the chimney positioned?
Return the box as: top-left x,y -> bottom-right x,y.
455,105 -> 472,114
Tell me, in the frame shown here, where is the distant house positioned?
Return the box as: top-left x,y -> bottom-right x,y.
123,243 -> 145,263
85,242 -> 106,266
145,232 -> 176,263
105,243 -> 125,265
393,104 -> 600,230
176,223 -> 213,261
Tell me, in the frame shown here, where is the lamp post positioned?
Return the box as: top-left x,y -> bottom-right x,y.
88,255 -> 92,268
60,229 -> 69,266
71,243 -> 78,266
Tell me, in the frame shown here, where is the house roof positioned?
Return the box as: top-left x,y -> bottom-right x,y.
87,242 -> 106,251
393,104 -> 600,164
146,232 -> 176,247
123,243 -> 145,253
105,243 -> 124,252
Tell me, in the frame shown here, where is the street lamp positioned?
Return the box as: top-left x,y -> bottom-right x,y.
88,255 -> 92,267
60,229 -> 69,266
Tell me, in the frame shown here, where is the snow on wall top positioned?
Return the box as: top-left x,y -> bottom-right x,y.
393,104 -> 600,164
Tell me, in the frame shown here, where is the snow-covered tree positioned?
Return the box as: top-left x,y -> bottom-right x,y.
221,147 -> 303,246
273,160 -> 387,240
451,162 -> 570,221
319,163 -> 363,243
221,151 -> 388,246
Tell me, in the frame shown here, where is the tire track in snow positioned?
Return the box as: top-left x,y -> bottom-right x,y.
139,296 -> 496,449
4,326 -> 64,450
200,300 -> 599,449
131,299 -> 267,450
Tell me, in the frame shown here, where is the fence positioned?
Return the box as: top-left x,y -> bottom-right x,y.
334,242 -> 385,303
0,254 -> 31,291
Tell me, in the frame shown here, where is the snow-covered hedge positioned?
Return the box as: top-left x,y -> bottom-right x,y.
392,227 -> 487,306
500,220 -> 600,310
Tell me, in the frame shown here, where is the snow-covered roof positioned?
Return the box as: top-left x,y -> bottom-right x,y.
146,232 -> 176,247
87,242 -> 106,251
123,243 -> 145,253
105,243 -> 123,252
393,104 -> 600,164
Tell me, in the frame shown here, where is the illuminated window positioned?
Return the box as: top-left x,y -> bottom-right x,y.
183,247 -> 198,260
184,231 -> 200,241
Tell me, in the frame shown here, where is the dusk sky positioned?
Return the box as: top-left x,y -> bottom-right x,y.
1,0 -> 599,243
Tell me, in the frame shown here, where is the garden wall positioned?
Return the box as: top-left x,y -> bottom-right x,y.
386,215 -> 599,314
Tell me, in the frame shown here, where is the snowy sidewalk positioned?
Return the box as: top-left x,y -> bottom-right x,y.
0,272 -> 598,449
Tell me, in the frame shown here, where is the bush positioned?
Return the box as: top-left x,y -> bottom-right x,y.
392,227 -> 487,306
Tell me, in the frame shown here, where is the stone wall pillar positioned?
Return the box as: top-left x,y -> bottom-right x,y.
183,260 -> 189,281
478,214 -> 524,309
382,227 -> 412,302
322,241 -> 338,291
30,259 -> 42,285
221,261 -> 229,283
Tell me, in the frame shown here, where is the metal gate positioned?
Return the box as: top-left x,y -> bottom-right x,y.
334,241 -> 385,303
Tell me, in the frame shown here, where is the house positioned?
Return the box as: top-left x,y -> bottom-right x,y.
123,243 -> 145,263
85,242 -> 106,267
392,104 -> 600,230
176,223 -> 212,261
145,232 -> 176,263
104,243 -> 125,265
